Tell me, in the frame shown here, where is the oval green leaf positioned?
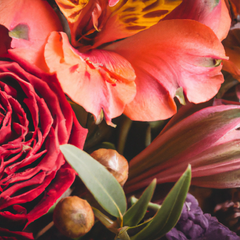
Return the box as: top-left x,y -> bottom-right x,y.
123,179 -> 156,226
130,165 -> 191,240
60,144 -> 127,217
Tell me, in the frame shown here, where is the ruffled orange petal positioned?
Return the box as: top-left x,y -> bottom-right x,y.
44,31 -> 136,124
106,19 -> 226,121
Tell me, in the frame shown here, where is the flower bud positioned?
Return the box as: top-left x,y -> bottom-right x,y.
53,196 -> 94,238
91,148 -> 129,186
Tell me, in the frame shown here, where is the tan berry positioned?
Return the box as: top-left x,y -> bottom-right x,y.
91,148 -> 129,186
53,196 -> 94,238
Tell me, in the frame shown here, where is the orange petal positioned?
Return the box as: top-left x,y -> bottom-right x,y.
0,0 -> 62,71
44,31 -> 136,124
164,0 -> 231,41
106,19 -> 226,121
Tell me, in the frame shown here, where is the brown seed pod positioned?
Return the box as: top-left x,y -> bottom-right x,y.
53,196 -> 94,238
90,148 -> 129,186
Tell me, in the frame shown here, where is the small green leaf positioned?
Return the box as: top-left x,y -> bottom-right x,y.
130,165 -> 191,240
9,24 -> 29,40
115,227 -> 131,240
60,144 -> 127,218
126,218 -> 152,232
123,179 -> 156,226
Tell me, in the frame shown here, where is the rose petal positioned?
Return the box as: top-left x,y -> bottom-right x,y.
0,227 -> 33,240
0,25 -> 12,56
0,58 -> 88,233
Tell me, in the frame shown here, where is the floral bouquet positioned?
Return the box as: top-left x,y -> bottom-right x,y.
1,0 -> 240,239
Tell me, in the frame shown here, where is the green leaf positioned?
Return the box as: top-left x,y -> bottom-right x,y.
130,165 -> 191,240
115,227 -> 131,240
125,218 -> 152,232
60,144 -> 127,218
9,24 -> 29,40
123,179 -> 156,226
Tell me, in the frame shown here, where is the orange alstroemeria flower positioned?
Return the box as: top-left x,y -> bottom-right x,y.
43,0 -> 230,124
1,0 -> 231,124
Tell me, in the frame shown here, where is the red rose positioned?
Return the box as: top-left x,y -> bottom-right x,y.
0,228 -> 33,240
0,57 -> 88,239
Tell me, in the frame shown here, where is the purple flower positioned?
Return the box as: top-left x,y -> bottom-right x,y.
162,194 -> 240,240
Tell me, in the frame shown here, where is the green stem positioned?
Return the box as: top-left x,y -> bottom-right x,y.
92,207 -> 119,234
117,116 -> 132,155
131,196 -> 161,211
115,227 -> 131,240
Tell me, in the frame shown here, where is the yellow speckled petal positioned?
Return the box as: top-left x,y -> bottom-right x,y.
111,0 -> 182,32
88,0 -> 182,49
56,0 -> 89,23
56,0 -> 182,50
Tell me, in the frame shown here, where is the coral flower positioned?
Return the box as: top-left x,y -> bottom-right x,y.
44,0 -> 230,124
0,0 -> 231,124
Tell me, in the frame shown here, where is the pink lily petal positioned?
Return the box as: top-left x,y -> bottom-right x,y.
192,168 -> 240,188
164,0 -> 231,41
0,0 -> 62,71
125,102 -> 240,193
44,31 -> 136,124
107,19 -> 226,121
